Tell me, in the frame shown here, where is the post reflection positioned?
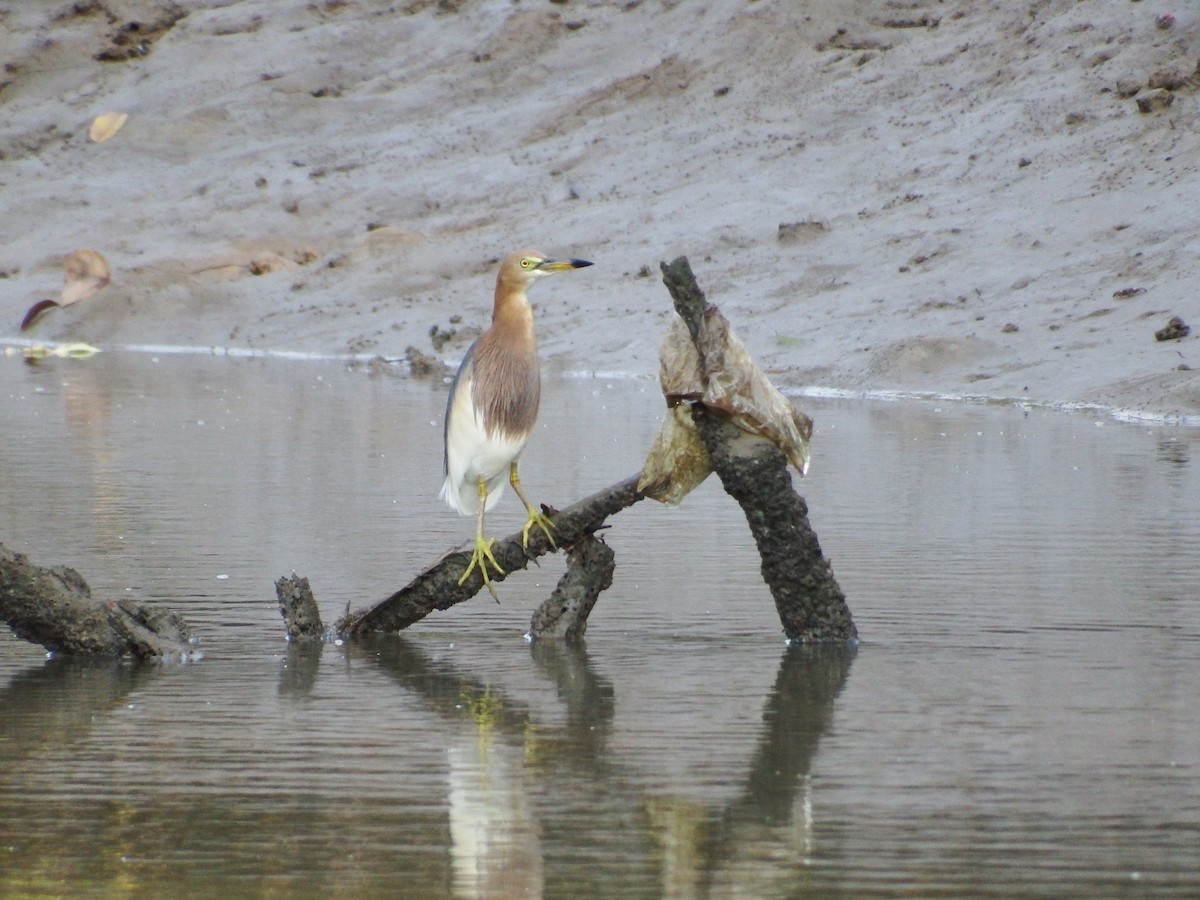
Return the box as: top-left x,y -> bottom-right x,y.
704,643 -> 855,895
276,640 -> 324,699
350,636 -> 855,897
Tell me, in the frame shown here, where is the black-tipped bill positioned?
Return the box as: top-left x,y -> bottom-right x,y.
537,258 -> 593,272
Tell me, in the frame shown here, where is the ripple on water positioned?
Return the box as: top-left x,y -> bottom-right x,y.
2,356 -> 1199,895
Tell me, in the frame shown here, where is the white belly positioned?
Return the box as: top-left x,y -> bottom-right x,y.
440,372 -> 530,515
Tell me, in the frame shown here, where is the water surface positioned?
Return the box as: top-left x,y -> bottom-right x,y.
2,352 -> 1198,897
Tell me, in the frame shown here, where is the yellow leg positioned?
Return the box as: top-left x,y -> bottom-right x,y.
458,477 -> 503,600
510,461 -> 556,550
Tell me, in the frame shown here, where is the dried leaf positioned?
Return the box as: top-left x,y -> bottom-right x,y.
637,405 -> 712,505
88,112 -> 128,143
61,249 -> 110,305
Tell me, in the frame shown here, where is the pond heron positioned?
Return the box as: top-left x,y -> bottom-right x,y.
440,249 -> 593,597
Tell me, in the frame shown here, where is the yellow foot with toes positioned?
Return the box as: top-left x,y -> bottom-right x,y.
521,508 -> 557,551
459,535 -> 504,600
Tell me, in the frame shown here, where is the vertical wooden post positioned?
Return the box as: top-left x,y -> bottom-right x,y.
659,258 -> 856,643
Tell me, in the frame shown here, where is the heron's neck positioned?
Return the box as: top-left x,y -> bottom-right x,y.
492,286 -> 534,339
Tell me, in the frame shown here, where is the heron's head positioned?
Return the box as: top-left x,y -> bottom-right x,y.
498,249 -> 593,292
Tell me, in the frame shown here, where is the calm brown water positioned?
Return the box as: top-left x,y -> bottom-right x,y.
2,352 -> 1198,897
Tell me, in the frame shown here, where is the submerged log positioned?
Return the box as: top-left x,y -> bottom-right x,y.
658,257 -> 856,643
336,474 -> 643,636
0,543 -> 194,658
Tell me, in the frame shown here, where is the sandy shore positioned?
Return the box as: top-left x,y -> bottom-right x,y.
2,0 -> 1197,422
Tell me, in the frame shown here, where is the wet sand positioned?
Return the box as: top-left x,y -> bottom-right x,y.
2,0 -> 1198,421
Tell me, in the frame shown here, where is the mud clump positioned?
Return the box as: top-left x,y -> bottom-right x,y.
94,3 -> 187,62
1147,68 -> 1196,92
1155,316 -> 1191,342
1135,88 -> 1174,113
777,220 -> 829,244
405,346 -> 449,377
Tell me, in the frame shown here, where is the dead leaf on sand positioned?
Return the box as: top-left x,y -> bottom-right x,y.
61,249 -> 111,305
88,112 -> 129,142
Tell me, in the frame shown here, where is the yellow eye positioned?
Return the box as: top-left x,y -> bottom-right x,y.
520,258 -> 535,269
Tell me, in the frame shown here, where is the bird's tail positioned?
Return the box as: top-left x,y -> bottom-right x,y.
440,475 -> 507,515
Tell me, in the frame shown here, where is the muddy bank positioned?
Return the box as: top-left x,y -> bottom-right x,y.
1,0 -> 1197,420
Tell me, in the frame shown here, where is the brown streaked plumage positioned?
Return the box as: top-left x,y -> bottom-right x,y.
440,249 -> 593,598
470,297 -> 541,443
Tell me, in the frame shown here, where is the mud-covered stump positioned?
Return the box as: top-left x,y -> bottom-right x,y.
659,256 -> 856,643
528,534 -> 616,641
0,543 -> 193,658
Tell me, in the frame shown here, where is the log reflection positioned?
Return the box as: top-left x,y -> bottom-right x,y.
351,637 -> 855,897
